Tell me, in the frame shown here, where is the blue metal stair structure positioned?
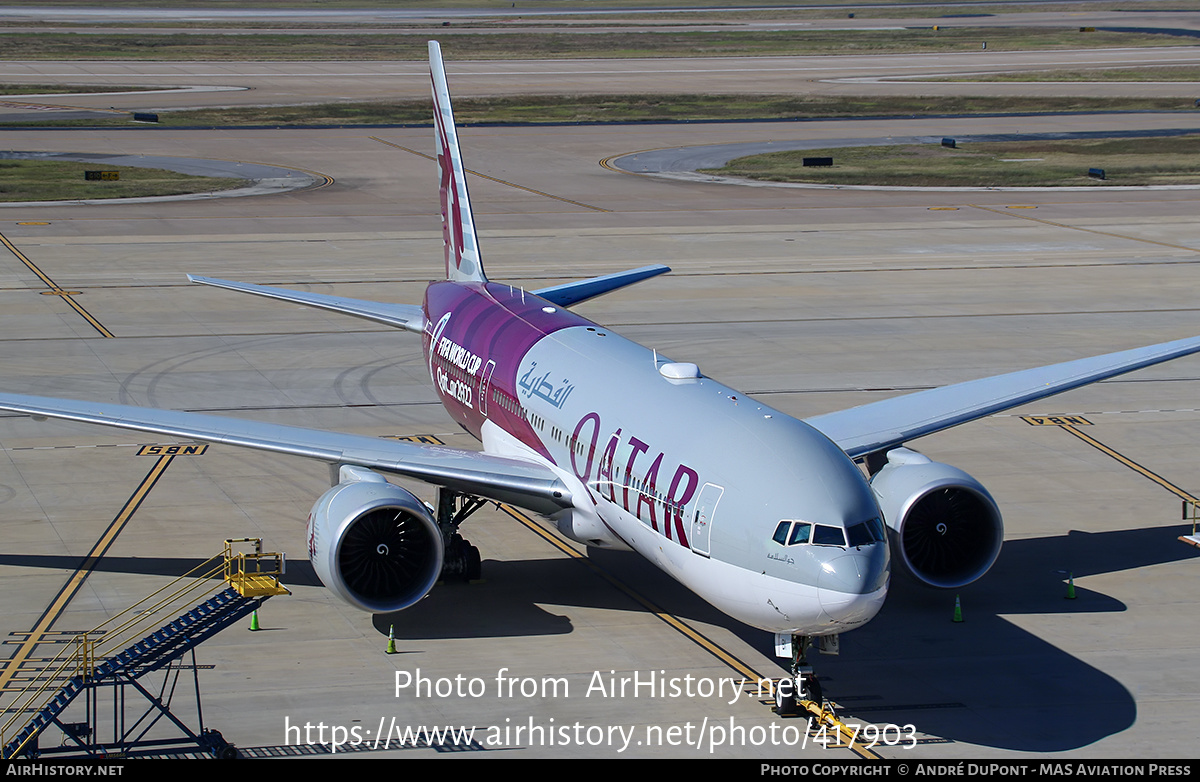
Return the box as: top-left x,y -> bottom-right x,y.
2,587 -> 265,759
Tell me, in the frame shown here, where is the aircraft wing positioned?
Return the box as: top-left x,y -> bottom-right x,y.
0,392 -> 572,513
805,333 -> 1200,459
188,275 -> 426,334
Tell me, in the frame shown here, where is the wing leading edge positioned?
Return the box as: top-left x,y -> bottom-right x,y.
805,333 -> 1200,459
0,392 -> 571,514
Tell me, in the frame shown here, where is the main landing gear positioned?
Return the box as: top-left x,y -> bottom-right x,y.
434,487 -> 486,582
774,633 -> 826,717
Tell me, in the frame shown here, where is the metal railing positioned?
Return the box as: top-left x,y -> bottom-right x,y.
1,539 -> 288,759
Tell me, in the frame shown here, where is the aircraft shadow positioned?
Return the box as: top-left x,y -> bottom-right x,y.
396,521 -> 1191,753
0,553 -> 632,640
6,523 -> 1193,751
375,557 -> 641,639
0,554 -> 263,581
806,523 -> 1199,752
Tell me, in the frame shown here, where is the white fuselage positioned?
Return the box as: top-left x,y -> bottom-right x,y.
461,313 -> 891,636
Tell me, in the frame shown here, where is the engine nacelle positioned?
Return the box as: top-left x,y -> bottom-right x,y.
307,466 -> 443,613
869,448 -> 1003,589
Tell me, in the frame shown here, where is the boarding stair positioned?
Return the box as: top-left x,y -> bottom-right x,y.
1181,500 -> 1200,549
0,539 -> 288,759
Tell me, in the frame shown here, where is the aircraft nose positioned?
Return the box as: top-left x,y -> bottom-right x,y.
817,547 -> 889,628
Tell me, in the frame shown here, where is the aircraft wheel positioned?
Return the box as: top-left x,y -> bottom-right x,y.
465,544 -> 482,581
775,680 -> 799,716
800,674 -> 823,707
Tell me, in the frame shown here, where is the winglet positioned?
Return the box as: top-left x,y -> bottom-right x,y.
429,41 -> 485,284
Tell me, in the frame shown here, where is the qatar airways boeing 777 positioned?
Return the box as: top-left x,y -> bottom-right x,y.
3,42 -> 1200,712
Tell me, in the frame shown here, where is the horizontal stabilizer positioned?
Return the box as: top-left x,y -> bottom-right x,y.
188,275 -> 426,334
533,264 -> 671,308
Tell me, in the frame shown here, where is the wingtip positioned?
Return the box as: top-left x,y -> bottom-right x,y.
188,275 -> 232,289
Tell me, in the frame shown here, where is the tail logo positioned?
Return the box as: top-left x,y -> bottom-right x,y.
429,40 -> 484,284
434,107 -> 471,277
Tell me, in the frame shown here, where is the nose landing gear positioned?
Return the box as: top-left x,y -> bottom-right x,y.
773,633 -> 827,718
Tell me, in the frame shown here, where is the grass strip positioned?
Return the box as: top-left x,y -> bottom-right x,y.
10,94 -> 1199,128
0,0 -> 1193,16
703,135 -> 1200,187
0,159 -> 246,201
0,28 -> 1187,60
0,84 -> 154,95
0,2 -> 1191,22
916,66 -> 1200,82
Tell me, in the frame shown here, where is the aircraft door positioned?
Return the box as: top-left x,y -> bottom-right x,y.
690,482 -> 724,557
478,360 -> 496,416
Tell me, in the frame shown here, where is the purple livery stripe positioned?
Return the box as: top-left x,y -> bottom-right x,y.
423,282 -> 594,460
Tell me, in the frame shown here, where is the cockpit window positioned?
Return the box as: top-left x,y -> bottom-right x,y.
812,524 -> 846,547
847,517 -> 886,547
772,522 -> 840,546
774,520 -> 860,548
774,520 -> 814,547
788,522 -> 812,546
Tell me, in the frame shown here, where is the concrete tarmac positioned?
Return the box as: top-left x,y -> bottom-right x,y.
3,46 -> 1200,118
0,74 -> 1199,760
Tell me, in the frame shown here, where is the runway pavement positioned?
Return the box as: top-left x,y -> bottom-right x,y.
2,45 -> 1200,120
0,48 -> 1199,760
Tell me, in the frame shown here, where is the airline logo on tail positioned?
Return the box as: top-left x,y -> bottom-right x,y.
429,41 -> 483,283
434,108 -> 468,276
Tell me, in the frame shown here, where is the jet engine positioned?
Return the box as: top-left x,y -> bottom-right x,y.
307,466 -> 443,613
869,448 -> 1003,589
